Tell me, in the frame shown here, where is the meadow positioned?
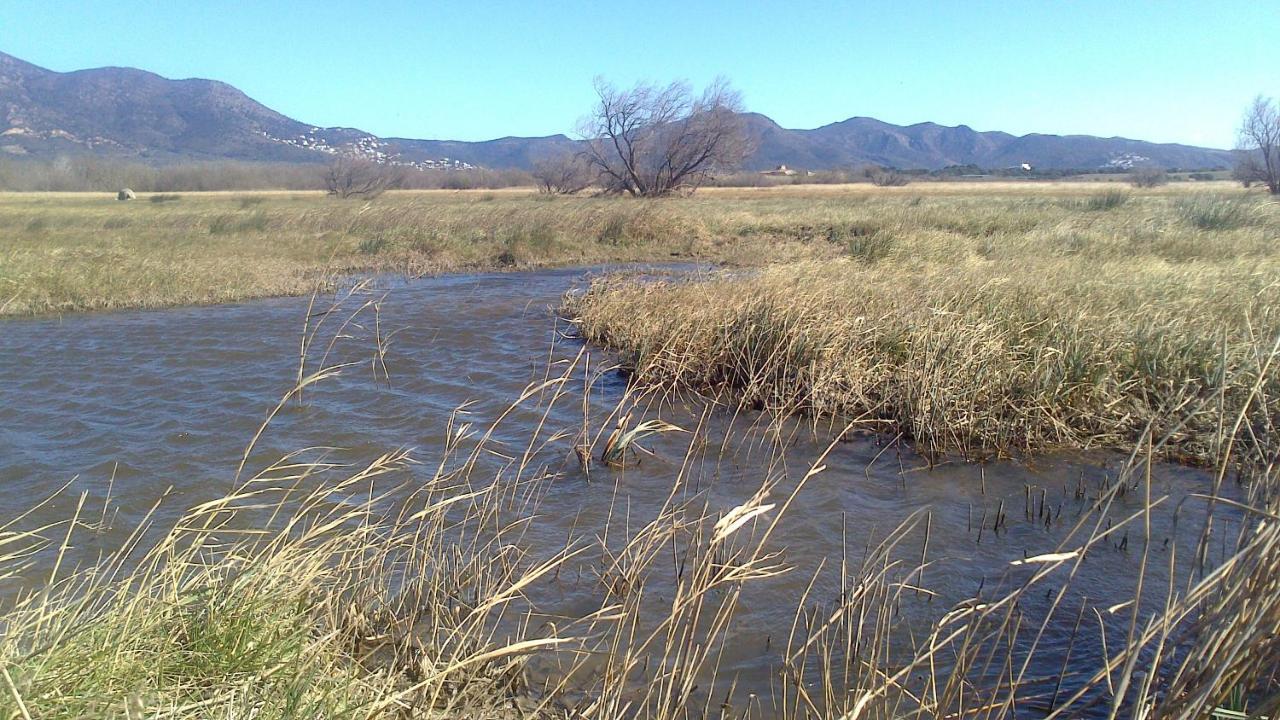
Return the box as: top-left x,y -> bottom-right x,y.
0,187 -> 832,317
0,180 -> 1257,317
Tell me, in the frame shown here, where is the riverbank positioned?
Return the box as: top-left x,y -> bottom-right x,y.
0,181 -> 1255,317
564,190 -> 1280,462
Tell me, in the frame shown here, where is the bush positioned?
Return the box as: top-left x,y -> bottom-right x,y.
1128,167 -> 1169,188
149,193 -> 181,203
869,169 -> 909,187
532,153 -> 593,194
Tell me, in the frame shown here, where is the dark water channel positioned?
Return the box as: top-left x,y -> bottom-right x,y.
0,266 -> 1243,717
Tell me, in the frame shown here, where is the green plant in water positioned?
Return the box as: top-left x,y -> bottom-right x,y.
598,413 -> 685,467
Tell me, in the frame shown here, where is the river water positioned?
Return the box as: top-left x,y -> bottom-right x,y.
0,266 -> 1244,717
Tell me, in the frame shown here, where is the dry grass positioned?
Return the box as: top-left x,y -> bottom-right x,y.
0,181 -> 1259,317
0,189 -> 837,317
565,190 -> 1280,462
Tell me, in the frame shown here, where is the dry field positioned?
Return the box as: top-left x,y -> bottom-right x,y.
0,180 -> 1254,317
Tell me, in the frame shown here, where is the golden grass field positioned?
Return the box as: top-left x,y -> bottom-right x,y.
0,187 -> 823,317
0,180 -> 1258,317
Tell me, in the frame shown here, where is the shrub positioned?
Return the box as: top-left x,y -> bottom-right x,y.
1128,167 -> 1169,188
532,152 -> 593,194
869,169 -> 910,187
149,193 -> 181,203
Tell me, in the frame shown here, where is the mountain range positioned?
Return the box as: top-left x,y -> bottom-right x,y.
0,51 -> 1234,172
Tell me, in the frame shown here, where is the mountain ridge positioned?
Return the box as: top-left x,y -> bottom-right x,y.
0,51 -> 1234,171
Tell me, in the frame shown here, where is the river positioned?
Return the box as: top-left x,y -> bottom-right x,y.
0,266 -> 1242,717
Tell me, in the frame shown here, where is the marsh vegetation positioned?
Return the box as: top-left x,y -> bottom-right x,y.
567,191 -> 1280,465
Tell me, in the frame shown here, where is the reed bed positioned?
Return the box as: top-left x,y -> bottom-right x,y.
564,192 -> 1280,462
2,286 -> 1279,719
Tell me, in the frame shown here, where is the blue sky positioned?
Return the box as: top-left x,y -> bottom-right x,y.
3,1 -> 1275,148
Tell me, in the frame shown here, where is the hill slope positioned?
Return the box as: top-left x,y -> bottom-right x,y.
0,51 -> 1234,171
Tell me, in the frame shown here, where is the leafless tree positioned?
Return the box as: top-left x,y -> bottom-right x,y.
1237,95 -> 1280,194
323,155 -> 404,199
532,151 -> 593,194
867,167 -> 909,187
1232,151 -> 1265,188
579,77 -> 750,196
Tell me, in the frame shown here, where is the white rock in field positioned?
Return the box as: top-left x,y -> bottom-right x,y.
117,188 -> 135,201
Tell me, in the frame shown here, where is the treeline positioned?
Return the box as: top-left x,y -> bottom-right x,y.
707,164 -> 1231,188
0,155 -> 534,192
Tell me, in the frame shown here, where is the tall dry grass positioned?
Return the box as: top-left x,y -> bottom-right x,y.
564,193 -> 1280,463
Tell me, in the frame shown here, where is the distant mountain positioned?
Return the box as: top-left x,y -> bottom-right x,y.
0,51 -> 1234,171
737,113 -> 1232,171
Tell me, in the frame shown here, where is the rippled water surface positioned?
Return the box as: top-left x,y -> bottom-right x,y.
0,266 -> 1242,717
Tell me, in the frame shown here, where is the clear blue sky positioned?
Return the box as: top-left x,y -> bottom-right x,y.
3,1 -> 1275,148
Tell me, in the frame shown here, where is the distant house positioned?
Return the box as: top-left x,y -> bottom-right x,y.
760,164 -> 798,176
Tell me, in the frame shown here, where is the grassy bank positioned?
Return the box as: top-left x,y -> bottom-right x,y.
565,189 -> 1280,462
0,181 -> 1256,317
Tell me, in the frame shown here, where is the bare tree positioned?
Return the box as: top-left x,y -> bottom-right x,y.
579,77 -> 750,196
532,151 -> 593,194
1232,151 -> 1265,188
865,166 -> 909,187
1237,95 -> 1280,194
323,155 -> 404,199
